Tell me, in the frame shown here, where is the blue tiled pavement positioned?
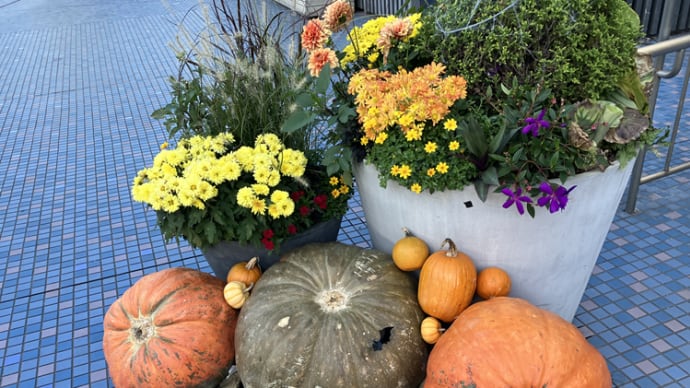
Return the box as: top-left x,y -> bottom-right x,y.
0,1 -> 689,387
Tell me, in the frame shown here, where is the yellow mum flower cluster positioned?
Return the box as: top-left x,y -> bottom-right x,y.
347,62 -> 467,142
340,13 -> 422,66
132,133 -> 307,219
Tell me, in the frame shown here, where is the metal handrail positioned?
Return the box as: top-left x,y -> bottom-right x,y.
625,33 -> 690,213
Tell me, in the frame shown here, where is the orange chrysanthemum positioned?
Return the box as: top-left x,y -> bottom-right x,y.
308,48 -> 339,77
377,17 -> 415,63
301,19 -> 330,52
323,0 -> 353,32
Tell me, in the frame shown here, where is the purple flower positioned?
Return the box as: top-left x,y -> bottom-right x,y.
537,182 -> 577,213
522,109 -> 550,137
501,187 -> 533,215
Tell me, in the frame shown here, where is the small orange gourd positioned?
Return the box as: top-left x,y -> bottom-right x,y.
421,316 -> 445,344
417,238 -> 477,323
226,257 -> 262,285
476,266 -> 512,299
224,281 -> 253,309
391,227 -> 429,271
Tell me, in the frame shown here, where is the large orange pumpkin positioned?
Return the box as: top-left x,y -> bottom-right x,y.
417,238 -> 477,322
102,267 -> 238,388
426,297 -> 612,387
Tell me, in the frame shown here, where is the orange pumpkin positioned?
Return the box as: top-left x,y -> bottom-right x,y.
102,268 -> 237,388
226,256 -> 262,285
417,238 -> 476,322
391,227 -> 429,271
476,266 -> 511,299
426,297 -> 612,387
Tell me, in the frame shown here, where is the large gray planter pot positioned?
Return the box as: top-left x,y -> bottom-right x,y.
201,217 -> 342,279
353,159 -> 636,322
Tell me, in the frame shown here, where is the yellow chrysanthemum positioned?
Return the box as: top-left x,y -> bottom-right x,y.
234,146 -> 256,171
250,198 -> 266,215
237,187 -> 255,207
266,170 -> 281,187
252,184 -> 270,196
270,190 -> 289,203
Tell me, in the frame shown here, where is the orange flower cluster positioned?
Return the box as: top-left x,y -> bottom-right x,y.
347,62 -> 468,141
300,0 -> 354,76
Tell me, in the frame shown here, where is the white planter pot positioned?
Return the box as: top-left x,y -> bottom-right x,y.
354,159 -> 636,321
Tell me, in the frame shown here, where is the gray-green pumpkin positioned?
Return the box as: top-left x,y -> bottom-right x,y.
235,242 -> 428,387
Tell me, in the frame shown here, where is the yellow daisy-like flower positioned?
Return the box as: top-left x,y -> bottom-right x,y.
236,187 -> 255,207
390,164 -> 400,176
329,176 -> 340,186
339,185 -> 350,194
436,162 -> 449,174
360,136 -> 370,146
331,188 -> 341,198
375,131 -> 388,144
411,183 -> 422,194
253,166 -> 271,184
255,133 -> 283,156
444,118 -> 458,131
160,193 -> 181,213
398,164 -> 412,179
424,141 -> 437,153
160,141 -> 169,150
405,128 -> 422,142
449,141 -> 460,151
427,168 -> 436,177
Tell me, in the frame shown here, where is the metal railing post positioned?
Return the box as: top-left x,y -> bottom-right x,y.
625,0 -> 680,213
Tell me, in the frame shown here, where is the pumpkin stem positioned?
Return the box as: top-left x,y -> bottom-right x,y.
441,238 -> 458,257
246,257 -> 259,270
129,317 -> 156,345
402,227 -> 413,237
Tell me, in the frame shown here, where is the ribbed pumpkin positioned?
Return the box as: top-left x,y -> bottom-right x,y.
226,256 -> 262,285
102,268 -> 237,388
417,238 -> 477,322
235,242 -> 428,388
426,297 -> 612,387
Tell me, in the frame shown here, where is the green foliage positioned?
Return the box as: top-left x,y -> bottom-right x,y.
427,0 -> 643,103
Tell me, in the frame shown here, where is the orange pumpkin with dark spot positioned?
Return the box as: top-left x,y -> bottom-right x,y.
426,297 -> 612,387
102,267 -> 237,388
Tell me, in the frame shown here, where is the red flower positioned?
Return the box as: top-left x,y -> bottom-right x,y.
261,237 -> 275,251
287,224 -> 298,235
291,190 -> 305,201
314,194 -> 328,210
263,229 -> 274,239
299,205 -> 311,217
